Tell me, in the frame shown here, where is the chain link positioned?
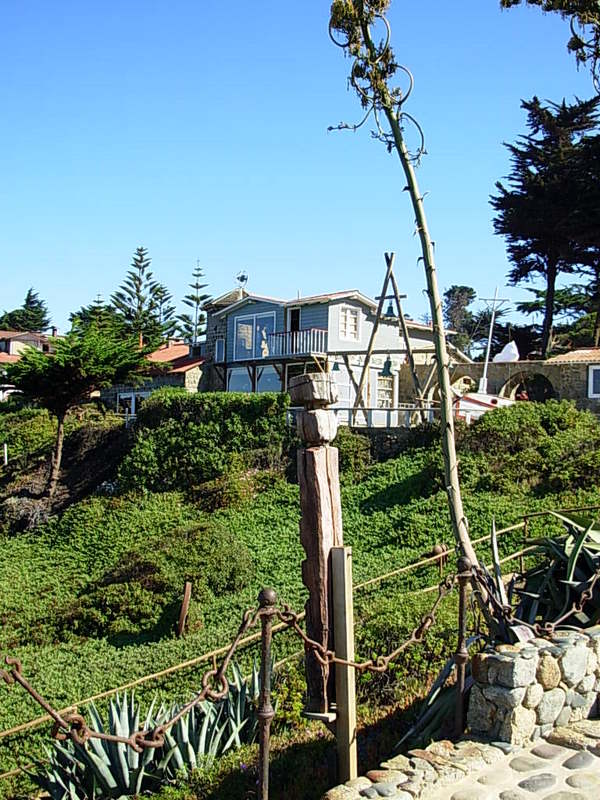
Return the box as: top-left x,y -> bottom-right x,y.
2,577 -> 456,753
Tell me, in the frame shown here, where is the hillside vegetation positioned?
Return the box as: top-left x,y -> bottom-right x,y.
0,393 -> 599,798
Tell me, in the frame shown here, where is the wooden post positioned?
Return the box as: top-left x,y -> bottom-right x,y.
289,373 -> 343,714
332,546 -> 357,782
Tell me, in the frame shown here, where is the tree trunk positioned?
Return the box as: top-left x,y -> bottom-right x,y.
47,411 -> 66,498
541,259 -> 558,358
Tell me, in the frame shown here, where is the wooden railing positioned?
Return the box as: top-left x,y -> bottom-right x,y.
266,328 -> 328,357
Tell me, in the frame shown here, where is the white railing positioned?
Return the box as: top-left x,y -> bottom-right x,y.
287,404 -> 440,429
266,328 -> 328,357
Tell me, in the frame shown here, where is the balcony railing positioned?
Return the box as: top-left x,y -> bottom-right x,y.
266,328 -> 328,358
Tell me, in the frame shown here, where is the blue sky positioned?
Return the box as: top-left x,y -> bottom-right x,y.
0,1 -> 592,331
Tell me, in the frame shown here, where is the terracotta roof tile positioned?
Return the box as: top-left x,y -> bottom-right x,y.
546,348 -> 600,363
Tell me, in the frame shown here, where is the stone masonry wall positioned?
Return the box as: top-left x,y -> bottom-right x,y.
468,628 -> 600,746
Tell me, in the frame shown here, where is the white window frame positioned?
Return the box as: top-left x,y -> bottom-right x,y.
588,365 -> 600,398
339,304 -> 360,342
233,311 -> 277,361
215,337 -> 225,363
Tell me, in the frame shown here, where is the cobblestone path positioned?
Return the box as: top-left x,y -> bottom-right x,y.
323,720 -> 600,800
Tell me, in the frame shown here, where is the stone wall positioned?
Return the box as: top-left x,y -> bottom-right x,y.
468,629 -> 600,746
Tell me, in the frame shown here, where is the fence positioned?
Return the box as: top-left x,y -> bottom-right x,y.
4,505 -> 595,795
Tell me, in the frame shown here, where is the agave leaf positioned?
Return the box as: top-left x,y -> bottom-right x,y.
490,518 -> 509,606
550,511 -> 600,534
566,520 -> 596,583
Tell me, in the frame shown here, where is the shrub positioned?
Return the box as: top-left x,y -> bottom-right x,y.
118,390 -> 290,493
333,426 -> 372,483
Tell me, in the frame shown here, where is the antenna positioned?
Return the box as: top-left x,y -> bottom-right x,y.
235,270 -> 249,289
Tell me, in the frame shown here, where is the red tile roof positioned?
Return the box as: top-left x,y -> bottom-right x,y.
0,353 -> 19,364
546,348 -> 600,363
146,342 -> 205,373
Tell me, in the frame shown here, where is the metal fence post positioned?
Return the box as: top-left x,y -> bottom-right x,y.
454,557 -> 471,739
258,587 -> 276,800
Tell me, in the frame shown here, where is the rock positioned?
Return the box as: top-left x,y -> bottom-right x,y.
359,788 -> 378,799
372,783 -> 397,798
555,706 -> 571,727
571,718 -> 600,738
523,683 -> 543,709
325,786 -> 362,800
542,793 -> 587,800
499,706 -> 536,746
425,740 -> 455,758
537,653 -> 561,690
517,773 -> 557,792
346,778 -> 372,791
471,652 -> 490,684
467,685 -> 496,733
536,687 -> 565,725
577,673 -> 595,693
380,755 -> 411,772
566,772 -> 600,790
477,770 -> 515,786
508,755 -> 545,772
491,741 -> 517,754
531,742 -> 568,759
451,787 -> 493,800
563,750 -> 596,769
546,725 -> 590,750
482,685 -> 526,709
586,648 -> 598,674
560,644 -> 588,687
499,792 -> 528,800
487,652 -> 538,688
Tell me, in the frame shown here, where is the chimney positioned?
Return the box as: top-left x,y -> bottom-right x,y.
51,326 -> 58,337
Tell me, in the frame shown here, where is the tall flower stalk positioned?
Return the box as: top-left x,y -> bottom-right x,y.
329,0 -> 479,568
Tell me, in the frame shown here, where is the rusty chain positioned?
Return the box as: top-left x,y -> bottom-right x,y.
471,564 -> 600,639
1,604 -> 262,752
276,574 -> 456,673
1,577 -> 457,753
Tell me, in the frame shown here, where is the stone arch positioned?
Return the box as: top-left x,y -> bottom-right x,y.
425,373 -> 476,404
499,371 -> 556,402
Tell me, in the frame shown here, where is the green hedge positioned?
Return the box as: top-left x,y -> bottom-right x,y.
118,389 -> 290,492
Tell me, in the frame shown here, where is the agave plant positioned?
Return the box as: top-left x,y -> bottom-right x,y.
27,693 -> 166,800
27,662 -> 264,799
512,511 -> 600,628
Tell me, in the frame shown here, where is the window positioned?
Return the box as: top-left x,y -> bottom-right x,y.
339,305 -> 360,341
257,365 -> 281,393
228,368 -> 252,392
377,375 -> 394,409
215,338 -> 225,363
233,311 -> 277,360
588,365 -> 600,398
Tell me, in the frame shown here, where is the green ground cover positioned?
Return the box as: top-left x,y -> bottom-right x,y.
0,397 -> 599,798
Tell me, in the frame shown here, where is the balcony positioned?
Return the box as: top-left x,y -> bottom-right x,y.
266,328 -> 328,358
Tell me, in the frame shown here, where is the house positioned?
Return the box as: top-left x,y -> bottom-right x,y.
202,288 -> 463,424
0,330 -> 51,401
101,341 -> 205,415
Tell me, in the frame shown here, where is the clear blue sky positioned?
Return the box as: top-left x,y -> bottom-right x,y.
0,1 -> 592,331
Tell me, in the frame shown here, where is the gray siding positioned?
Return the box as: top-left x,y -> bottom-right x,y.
226,300 -> 284,361
296,303 -> 328,331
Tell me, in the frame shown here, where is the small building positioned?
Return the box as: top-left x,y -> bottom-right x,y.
0,330 -> 51,401
101,341 -> 205,416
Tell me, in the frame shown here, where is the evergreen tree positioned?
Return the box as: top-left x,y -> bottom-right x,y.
153,284 -> 177,340
176,263 -> 211,345
69,296 -> 124,334
111,247 -> 165,347
0,288 -> 50,332
7,324 -> 146,497
443,285 -> 476,353
490,95 -> 600,356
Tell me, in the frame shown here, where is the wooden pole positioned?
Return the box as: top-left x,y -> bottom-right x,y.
332,546 -> 357,782
289,373 -> 343,713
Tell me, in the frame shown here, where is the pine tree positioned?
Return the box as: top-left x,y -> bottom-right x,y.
69,296 -> 124,334
0,288 -> 50,332
176,263 -> 211,346
111,247 -> 165,347
153,284 -> 177,340
491,96 -> 600,356
443,285 -> 476,354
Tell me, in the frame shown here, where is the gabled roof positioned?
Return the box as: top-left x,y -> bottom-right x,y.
546,348 -> 600,364
146,342 -> 204,374
0,330 -> 46,341
212,293 -> 287,319
286,289 -> 376,309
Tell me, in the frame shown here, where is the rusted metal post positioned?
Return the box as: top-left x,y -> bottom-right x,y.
289,373 -> 343,714
257,587 -> 276,800
454,556 -> 471,739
